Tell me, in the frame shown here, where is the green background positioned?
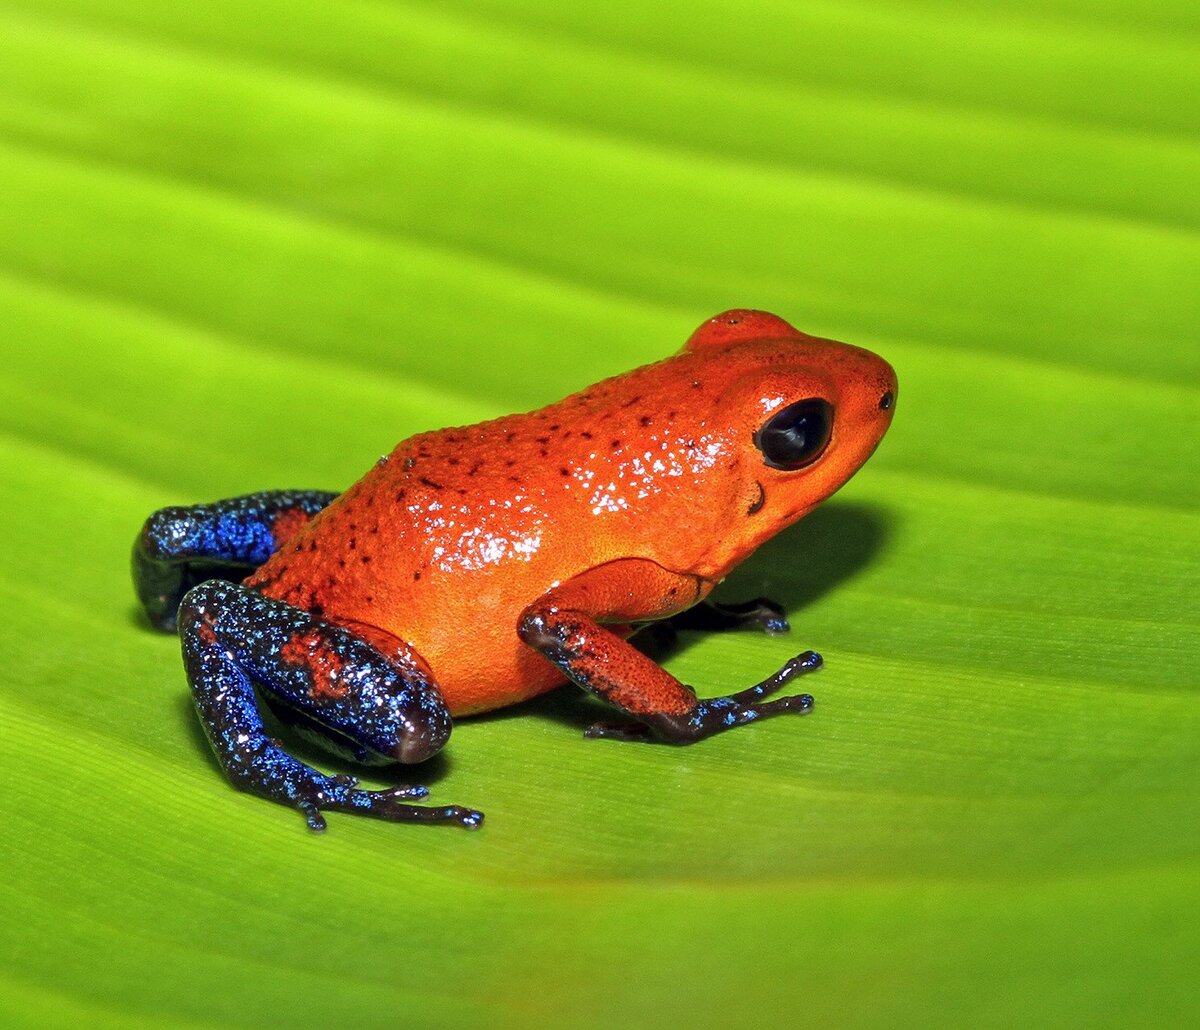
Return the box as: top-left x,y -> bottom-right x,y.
1,1 -> 1197,1027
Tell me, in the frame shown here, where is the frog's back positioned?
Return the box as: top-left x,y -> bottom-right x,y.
246,410 -> 594,712
246,337 -> 838,713
245,356 -> 717,711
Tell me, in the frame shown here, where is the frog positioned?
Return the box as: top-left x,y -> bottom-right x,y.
133,310 -> 897,831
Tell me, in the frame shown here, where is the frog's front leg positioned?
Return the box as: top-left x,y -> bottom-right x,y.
517,560 -> 819,744
178,579 -> 482,831
133,490 -> 338,632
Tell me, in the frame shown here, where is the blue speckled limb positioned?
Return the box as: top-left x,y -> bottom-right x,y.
178,579 -> 483,832
133,490 -> 338,631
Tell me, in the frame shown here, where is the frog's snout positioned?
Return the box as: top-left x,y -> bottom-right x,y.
868,357 -> 898,427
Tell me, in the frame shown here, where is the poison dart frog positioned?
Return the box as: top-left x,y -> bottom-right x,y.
133,310 -> 896,831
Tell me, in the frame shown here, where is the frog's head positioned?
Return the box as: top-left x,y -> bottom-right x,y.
682,310 -> 897,577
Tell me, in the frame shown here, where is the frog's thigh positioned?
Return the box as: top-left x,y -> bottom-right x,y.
177,579 -> 480,831
134,489 -> 337,631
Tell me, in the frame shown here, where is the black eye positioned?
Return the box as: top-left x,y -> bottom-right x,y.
880,391 -> 893,411
754,399 -> 833,470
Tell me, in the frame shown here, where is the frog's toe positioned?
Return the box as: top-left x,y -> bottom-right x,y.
753,691 -> 815,717
758,613 -> 791,636
457,808 -> 485,830
663,597 -> 791,636
738,598 -> 791,635
379,783 -> 431,800
728,650 -> 822,705
319,781 -> 483,829
287,776 -> 464,831
299,800 -> 329,833
368,796 -> 485,830
584,721 -> 654,742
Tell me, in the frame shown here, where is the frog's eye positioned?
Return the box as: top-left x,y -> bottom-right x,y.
754,399 -> 833,470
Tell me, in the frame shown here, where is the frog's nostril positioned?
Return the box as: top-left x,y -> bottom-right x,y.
879,391 -> 894,411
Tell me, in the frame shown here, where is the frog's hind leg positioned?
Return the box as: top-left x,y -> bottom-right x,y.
177,579 -> 482,831
133,490 -> 337,632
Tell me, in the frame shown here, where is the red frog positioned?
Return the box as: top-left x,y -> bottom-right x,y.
134,310 -> 896,831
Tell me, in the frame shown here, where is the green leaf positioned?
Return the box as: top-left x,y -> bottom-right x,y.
1,1 -> 1197,1027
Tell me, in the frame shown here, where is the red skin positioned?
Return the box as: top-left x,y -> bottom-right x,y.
280,628 -> 349,701
247,311 -> 896,718
269,507 -> 316,550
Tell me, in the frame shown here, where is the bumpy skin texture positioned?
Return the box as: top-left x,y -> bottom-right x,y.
134,310 -> 897,830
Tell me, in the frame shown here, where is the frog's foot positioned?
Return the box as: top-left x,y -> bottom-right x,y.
294,783 -> 483,833
666,597 -> 791,636
585,651 -> 820,744
312,778 -> 483,831
179,579 -> 483,831
581,721 -> 654,742
223,755 -> 481,833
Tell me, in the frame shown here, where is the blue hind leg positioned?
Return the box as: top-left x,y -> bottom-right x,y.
179,579 -> 483,832
133,489 -> 337,631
